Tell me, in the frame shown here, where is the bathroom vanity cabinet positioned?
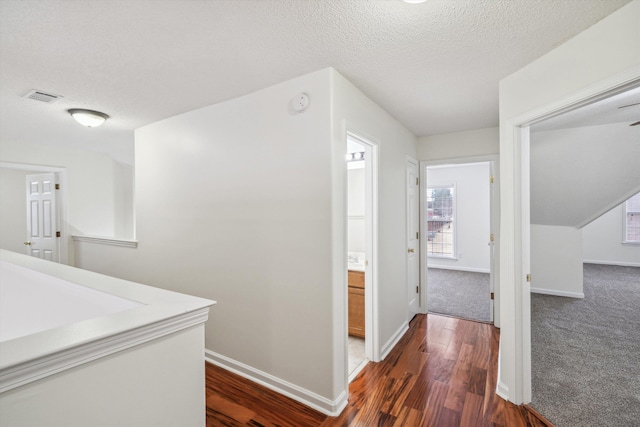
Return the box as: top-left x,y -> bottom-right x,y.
348,270 -> 365,338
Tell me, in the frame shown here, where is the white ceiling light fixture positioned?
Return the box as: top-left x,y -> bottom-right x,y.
403,0 -> 427,3
68,109 -> 109,127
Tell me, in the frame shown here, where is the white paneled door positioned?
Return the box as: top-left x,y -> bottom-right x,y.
25,173 -> 58,262
406,157 -> 419,321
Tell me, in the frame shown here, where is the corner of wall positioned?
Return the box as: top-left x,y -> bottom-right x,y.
205,350 -> 348,416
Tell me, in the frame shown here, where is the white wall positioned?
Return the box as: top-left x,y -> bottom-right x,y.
76,68 -> 418,413
0,168 -> 38,254
498,0 -> 640,404
583,202 -> 640,266
113,161 -> 135,239
330,68 -> 418,368
135,68 -> 337,405
418,127 -> 498,161
0,141 -> 134,262
531,123 -> 640,227
530,225 -> 584,298
76,69 -> 341,412
347,167 -> 365,253
426,162 -> 491,272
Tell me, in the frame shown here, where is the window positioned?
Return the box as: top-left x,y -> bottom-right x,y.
426,186 -> 455,257
624,192 -> 640,243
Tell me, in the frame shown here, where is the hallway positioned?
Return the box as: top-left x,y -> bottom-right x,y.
206,314 -> 549,426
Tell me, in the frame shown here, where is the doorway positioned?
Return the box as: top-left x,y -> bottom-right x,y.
421,158 -> 497,323
504,72 -> 640,404
25,172 -> 59,261
526,86 -> 640,425
346,133 -> 377,381
0,162 -> 68,264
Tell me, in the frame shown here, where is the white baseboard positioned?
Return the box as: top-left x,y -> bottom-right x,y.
348,358 -> 369,383
427,265 -> 490,274
496,381 -> 510,401
530,287 -> 584,299
495,350 -> 508,400
204,350 -> 347,416
583,260 -> 640,268
380,321 -> 409,360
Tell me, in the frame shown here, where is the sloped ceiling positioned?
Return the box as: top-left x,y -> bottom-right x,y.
530,121 -> 640,228
530,85 -> 640,228
0,0 -> 632,164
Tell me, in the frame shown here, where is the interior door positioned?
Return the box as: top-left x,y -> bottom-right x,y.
406,157 -> 419,320
26,172 -> 58,262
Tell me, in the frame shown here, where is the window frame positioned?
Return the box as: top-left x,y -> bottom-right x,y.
623,192 -> 640,245
426,184 -> 457,259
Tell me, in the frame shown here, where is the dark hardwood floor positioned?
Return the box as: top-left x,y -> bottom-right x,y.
206,313 -> 552,426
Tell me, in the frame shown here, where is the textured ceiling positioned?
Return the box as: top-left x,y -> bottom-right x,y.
0,0 -> 632,164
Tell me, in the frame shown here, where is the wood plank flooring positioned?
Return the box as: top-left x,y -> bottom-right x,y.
206,313 -> 552,426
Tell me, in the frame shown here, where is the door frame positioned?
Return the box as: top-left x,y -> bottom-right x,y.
499,69 -> 640,404
26,171 -> 59,261
0,162 -> 69,265
346,131 -> 380,365
419,155 -> 499,325
405,155 -> 420,322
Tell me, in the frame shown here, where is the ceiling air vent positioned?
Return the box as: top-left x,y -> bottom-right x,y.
24,89 -> 63,104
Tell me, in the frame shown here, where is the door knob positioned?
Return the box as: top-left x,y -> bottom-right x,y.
23,241 -> 31,245
408,248 -> 415,253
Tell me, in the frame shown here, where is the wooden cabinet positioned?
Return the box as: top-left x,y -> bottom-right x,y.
348,270 -> 365,338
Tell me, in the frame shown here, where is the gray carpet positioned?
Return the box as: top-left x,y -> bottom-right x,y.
426,268 -> 491,322
531,264 -> 640,427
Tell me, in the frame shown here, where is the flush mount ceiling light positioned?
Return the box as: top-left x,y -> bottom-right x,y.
403,0 -> 427,3
68,109 -> 109,127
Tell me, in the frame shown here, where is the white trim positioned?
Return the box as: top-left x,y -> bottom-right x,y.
346,131 -> 380,365
489,158 -> 499,325
1,307 -> 210,393
530,288 -> 584,299
0,162 -> 65,172
406,154 -> 420,322
72,235 -> 138,248
496,382 -> 510,400
379,321 -> 409,360
423,155 -> 499,166
496,349 -> 509,399
205,350 -> 348,416
583,259 -> 640,268
501,65 -> 640,406
516,66 -> 640,128
348,358 -> 369,383
420,163 -> 427,313
1,162 -> 69,265
420,155 -> 499,323
426,265 -> 490,274
427,255 -> 459,260
519,127 -> 532,404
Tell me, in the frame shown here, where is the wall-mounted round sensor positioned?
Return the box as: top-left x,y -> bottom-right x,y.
292,93 -> 309,112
